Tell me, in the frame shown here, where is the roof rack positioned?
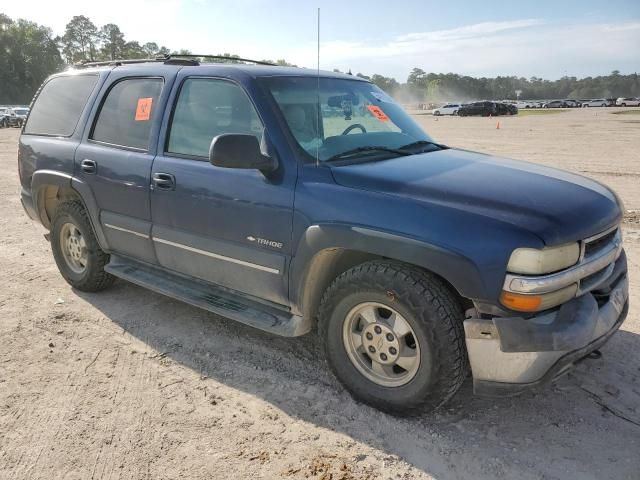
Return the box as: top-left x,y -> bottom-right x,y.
73,54 -> 276,69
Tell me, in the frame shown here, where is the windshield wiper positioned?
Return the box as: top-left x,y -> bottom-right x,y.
398,140 -> 448,152
325,146 -> 411,163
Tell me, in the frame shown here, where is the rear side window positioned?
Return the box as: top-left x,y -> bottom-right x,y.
24,75 -> 98,136
167,78 -> 263,158
91,78 -> 163,150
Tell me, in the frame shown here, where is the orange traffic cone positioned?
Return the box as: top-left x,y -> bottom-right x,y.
496,121 -> 500,129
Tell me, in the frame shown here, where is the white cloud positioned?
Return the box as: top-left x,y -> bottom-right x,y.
284,20 -> 640,80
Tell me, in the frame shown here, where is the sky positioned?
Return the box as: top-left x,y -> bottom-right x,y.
3,0 -> 640,81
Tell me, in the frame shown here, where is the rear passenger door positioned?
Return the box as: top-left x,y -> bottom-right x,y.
75,68 -> 177,264
149,74 -> 296,307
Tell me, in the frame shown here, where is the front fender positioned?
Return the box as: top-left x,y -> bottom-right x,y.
289,223 -> 486,316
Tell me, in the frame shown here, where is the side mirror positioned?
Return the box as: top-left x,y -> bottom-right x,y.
209,134 -> 277,173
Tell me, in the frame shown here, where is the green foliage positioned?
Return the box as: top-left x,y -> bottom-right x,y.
390,72 -> 640,102
61,15 -> 99,63
0,15 -> 63,104
100,24 -> 126,60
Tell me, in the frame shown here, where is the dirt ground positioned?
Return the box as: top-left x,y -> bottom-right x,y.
0,107 -> 639,480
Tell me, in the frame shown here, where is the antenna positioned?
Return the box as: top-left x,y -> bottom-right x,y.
316,7 -> 321,167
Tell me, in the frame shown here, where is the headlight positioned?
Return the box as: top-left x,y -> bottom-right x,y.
506,243 -> 580,275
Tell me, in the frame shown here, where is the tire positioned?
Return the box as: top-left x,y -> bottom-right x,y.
453,110 -> 458,116
50,201 -> 115,292
621,103 -> 626,107
433,111 -> 440,116
318,260 -> 468,415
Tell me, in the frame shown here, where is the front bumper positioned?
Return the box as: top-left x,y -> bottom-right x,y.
464,252 -> 628,396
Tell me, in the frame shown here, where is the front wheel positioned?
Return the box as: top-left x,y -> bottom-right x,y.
319,261 -> 468,415
50,201 -> 115,292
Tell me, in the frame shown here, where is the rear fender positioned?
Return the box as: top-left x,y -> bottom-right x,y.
30,170 -> 109,250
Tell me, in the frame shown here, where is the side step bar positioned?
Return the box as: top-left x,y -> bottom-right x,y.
105,256 -> 312,337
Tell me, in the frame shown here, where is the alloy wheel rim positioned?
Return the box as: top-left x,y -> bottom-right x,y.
342,302 -> 421,387
60,222 -> 88,274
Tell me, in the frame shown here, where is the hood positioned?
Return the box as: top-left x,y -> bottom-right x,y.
330,148 -> 622,245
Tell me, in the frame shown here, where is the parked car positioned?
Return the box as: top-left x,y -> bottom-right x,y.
457,101 -> 498,116
564,100 -> 582,108
514,100 -> 534,109
432,103 -> 462,116
18,58 -> 628,414
0,108 -> 10,128
616,97 -> 640,107
543,100 -> 567,108
8,107 -> 30,127
582,99 -> 608,107
495,102 -> 518,115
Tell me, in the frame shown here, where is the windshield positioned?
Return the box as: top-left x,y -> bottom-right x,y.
262,76 -> 433,163
13,109 -> 28,115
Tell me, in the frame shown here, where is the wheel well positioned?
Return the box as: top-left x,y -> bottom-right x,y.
300,249 -> 471,322
38,185 -> 82,229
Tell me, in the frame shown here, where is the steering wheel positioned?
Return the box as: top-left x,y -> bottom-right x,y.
341,124 -> 367,135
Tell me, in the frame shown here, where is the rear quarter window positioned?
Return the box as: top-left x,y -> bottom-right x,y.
24,74 -> 99,137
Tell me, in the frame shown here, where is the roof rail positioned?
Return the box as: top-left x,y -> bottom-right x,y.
72,58 -> 162,68
163,54 -> 276,66
72,54 -> 276,69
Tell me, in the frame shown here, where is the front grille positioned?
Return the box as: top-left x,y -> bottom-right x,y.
584,228 -> 617,258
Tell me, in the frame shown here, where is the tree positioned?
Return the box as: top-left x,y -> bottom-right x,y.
407,68 -> 426,86
61,15 -> 99,63
370,74 -> 399,94
100,23 -> 125,60
142,42 -> 160,57
0,15 -> 63,104
122,41 -> 146,58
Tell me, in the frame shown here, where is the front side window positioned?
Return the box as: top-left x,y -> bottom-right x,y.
24,74 -> 98,136
262,76 -> 433,163
167,78 -> 263,158
91,78 -> 163,150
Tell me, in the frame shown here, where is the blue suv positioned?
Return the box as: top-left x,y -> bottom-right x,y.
18,57 -> 628,414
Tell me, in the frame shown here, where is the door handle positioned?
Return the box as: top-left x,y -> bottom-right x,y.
152,172 -> 176,190
81,159 -> 97,174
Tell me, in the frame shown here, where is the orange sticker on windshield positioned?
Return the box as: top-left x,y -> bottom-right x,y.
135,97 -> 153,121
367,104 -> 389,122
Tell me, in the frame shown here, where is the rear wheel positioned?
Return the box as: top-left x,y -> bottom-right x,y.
50,201 -> 115,292
319,261 -> 468,415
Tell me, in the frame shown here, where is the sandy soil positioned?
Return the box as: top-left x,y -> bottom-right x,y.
0,107 -> 638,479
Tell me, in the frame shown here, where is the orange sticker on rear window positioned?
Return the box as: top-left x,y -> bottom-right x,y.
367,104 -> 389,121
135,97 -> 153,121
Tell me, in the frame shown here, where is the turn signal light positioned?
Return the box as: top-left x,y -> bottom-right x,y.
500,292 -> 542,312
500,283 -> 578,312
